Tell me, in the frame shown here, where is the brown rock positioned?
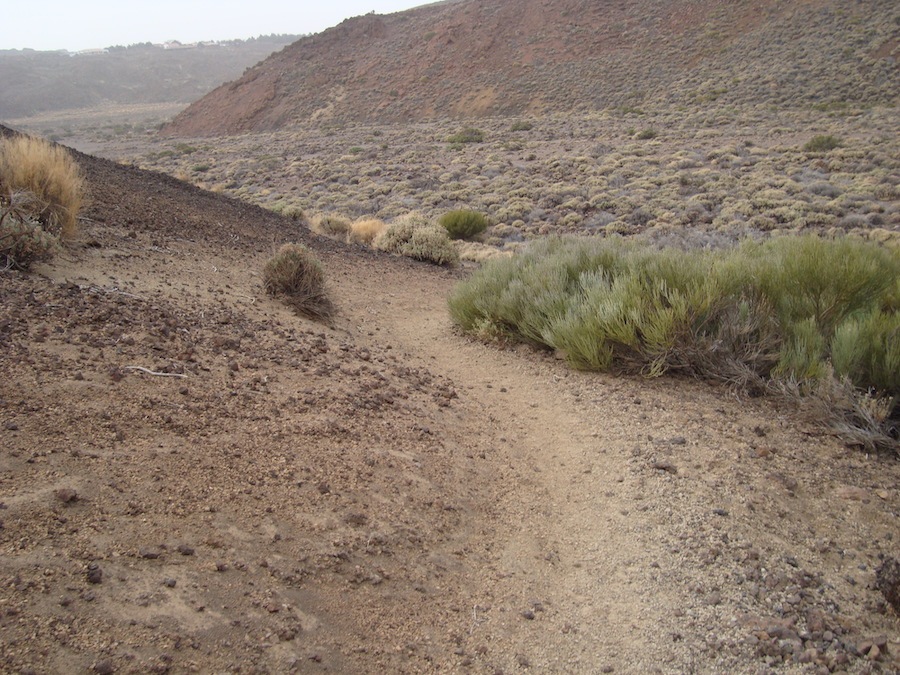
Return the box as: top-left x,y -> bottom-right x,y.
55,488 -> 78,503
806,608 -> 829,633
798,648 -> 818,664
835,486 -> 869,501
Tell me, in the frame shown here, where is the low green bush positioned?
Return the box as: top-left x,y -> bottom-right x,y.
449,235 -> 900,449
439,209 -> 489,240
803,135 -> 843,152
446,127 -> 484,144
263,243 -> 332,320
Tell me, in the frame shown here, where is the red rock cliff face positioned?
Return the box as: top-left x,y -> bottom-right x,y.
161,0 -> 900,136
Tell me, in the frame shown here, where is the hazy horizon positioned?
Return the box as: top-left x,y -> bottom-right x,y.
0,0 -> 426,52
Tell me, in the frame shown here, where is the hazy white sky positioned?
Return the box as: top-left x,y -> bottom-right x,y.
1,0 -> 426,52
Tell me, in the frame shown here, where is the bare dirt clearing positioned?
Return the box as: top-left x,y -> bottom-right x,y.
1,143 -> 898,673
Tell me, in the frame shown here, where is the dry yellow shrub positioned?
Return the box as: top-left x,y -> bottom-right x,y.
348,217 -> 386,245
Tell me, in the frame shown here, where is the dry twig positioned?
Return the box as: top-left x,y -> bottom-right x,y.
124,366 -> 188,379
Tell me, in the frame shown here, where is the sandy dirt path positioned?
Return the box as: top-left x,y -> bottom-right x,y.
331,258 -> 900,673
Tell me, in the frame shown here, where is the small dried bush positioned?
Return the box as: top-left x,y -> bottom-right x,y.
374,221 -> 419,254
1,192 -> 58,270
456,241 -> 516,264
0,135 -> 84,239
348,217 -> 387,245
263,243 -> 333,320
401,226 -> 459,266
310,213 -> 351,240
374,214 -> 457,265
439,209 -> 489,240
373,212 -> 431,253
272,202 -> 305,221
806,181 -> 842,198
283,205 -> 305,221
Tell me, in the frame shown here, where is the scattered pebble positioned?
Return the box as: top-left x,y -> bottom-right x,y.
86,563 -> 103,585
652,461 -> 678,474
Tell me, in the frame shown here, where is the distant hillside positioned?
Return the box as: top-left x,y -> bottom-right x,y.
162,0 -> 899,136
0,36 -> 299,118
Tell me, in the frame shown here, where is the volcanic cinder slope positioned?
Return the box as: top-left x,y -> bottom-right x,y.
163,0 -> 899,136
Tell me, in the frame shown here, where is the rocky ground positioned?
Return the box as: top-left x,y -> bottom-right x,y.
1,144 -> 898,673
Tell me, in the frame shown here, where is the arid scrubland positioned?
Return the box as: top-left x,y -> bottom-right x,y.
85,101 -> 896,449
125,105 -> 899,258
2,0 -> 899,671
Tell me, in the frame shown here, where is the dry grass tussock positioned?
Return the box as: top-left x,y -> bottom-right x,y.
455,240 -> 516,264
0,135 -> 84,239
262,243 -> 333,321
348,217 -> 386,245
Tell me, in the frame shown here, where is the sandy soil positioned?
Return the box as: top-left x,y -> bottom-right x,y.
1,148 -> 898,673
